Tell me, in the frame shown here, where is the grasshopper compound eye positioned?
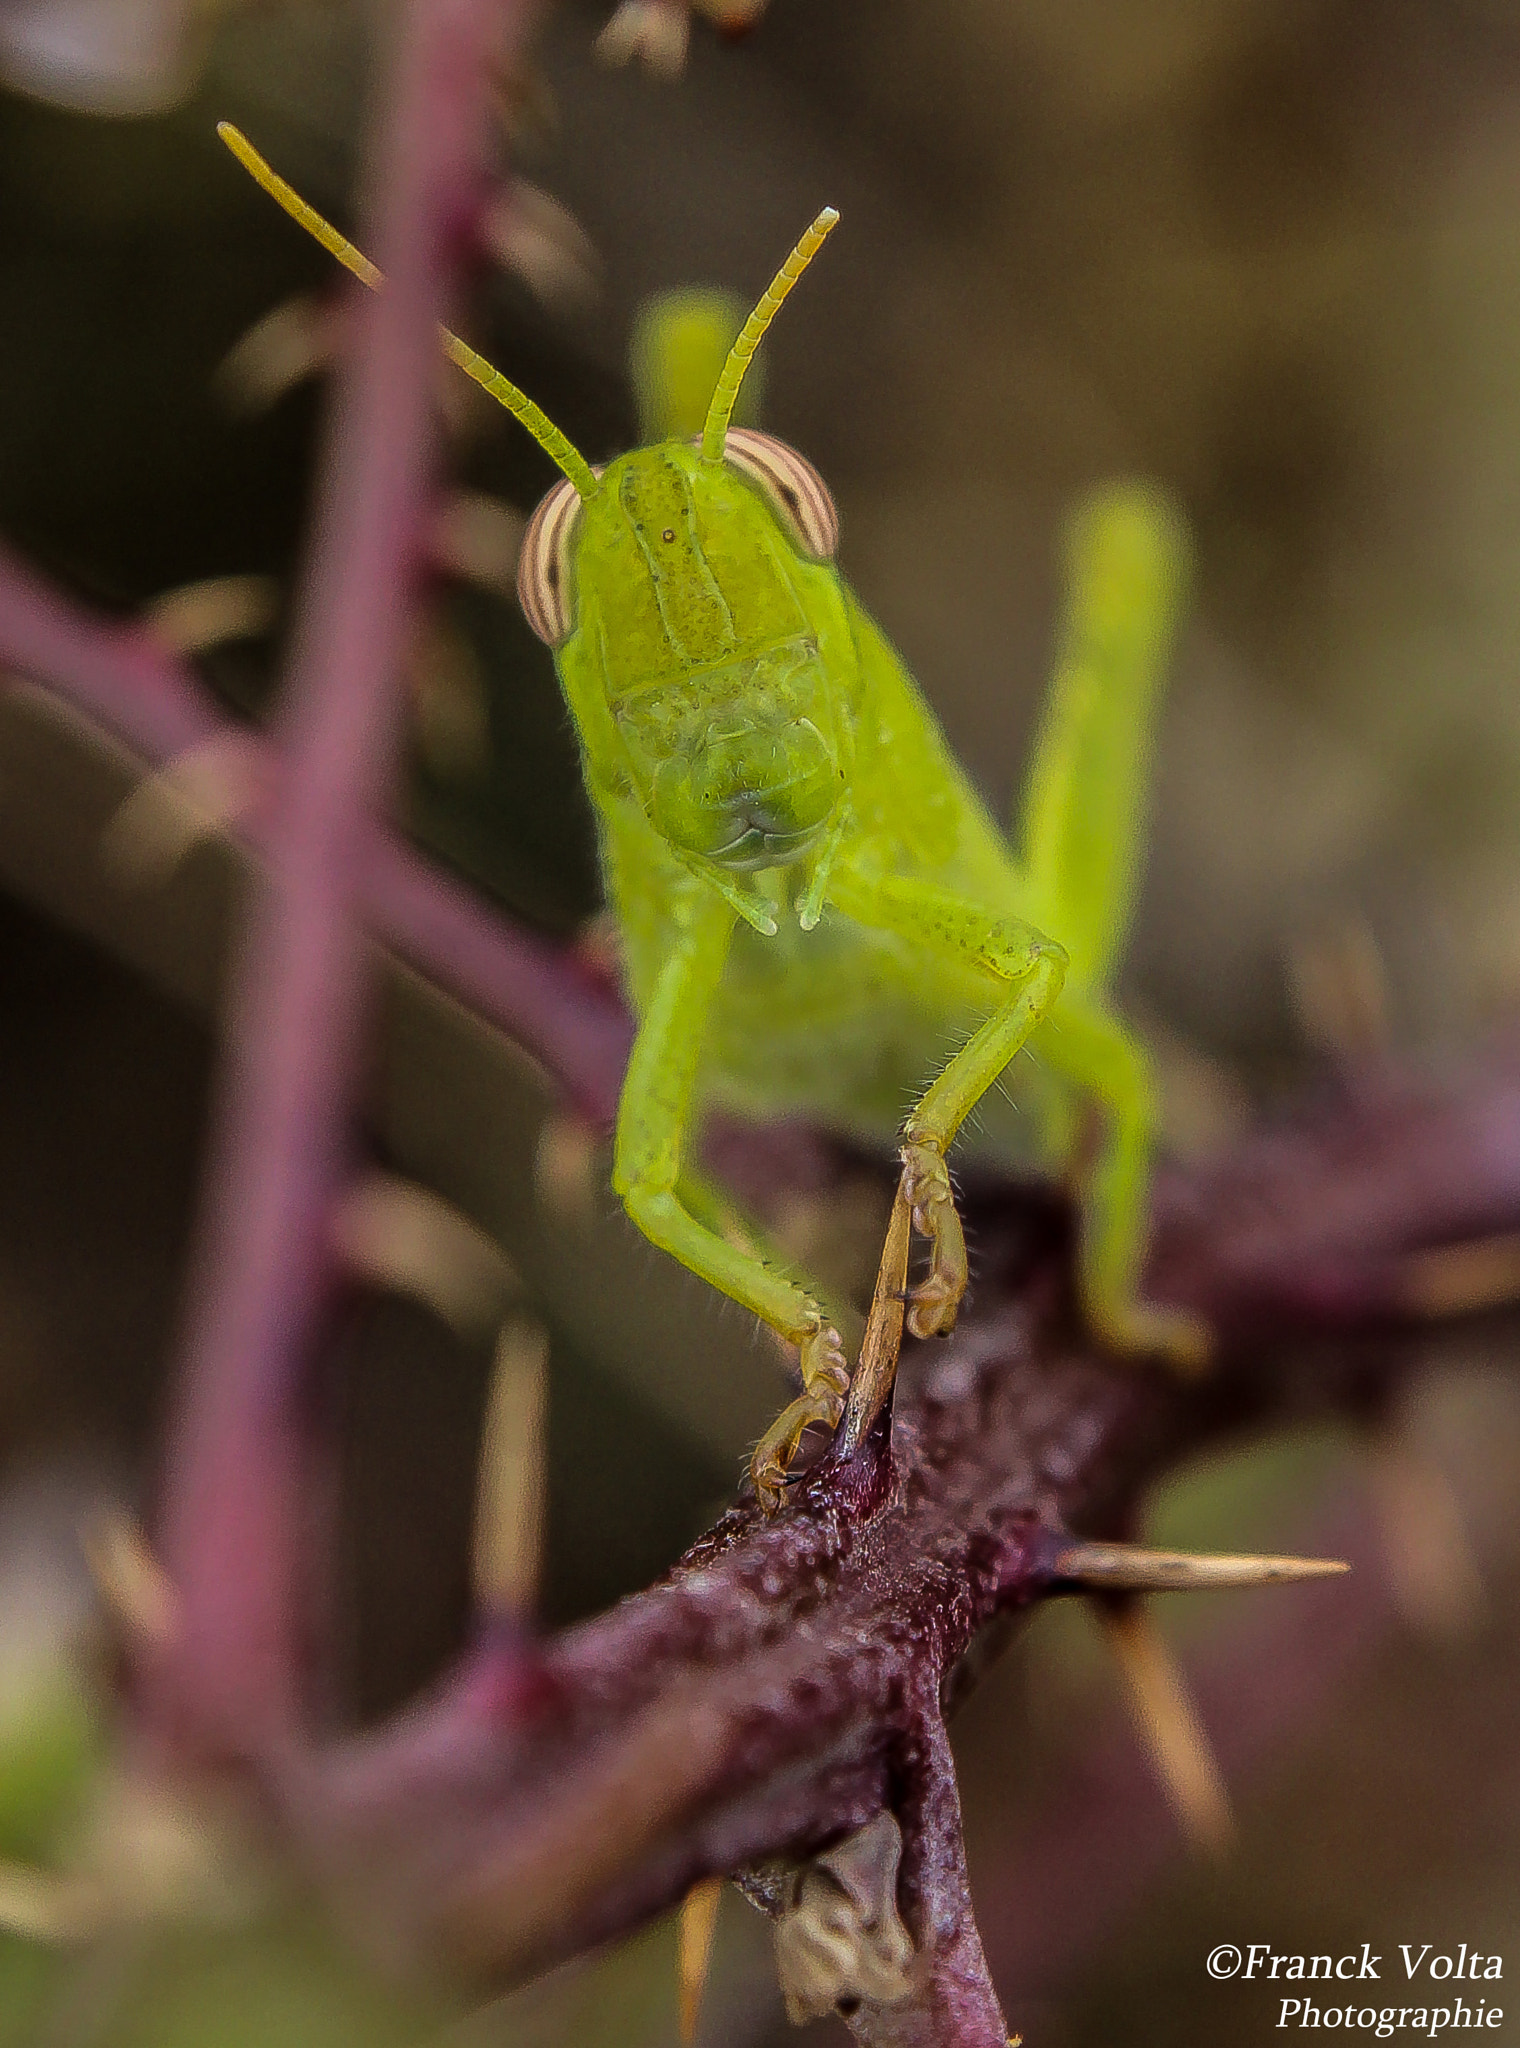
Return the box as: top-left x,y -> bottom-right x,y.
722,429 -> 839,560
517,475 -> 584,644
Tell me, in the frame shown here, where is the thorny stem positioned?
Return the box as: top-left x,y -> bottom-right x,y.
861,1700 -> 1011,2048
139,0 -> 518,1757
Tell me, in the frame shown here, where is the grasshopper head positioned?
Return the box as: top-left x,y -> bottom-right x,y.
511,207 -> 848,920
521,437 -> 853,875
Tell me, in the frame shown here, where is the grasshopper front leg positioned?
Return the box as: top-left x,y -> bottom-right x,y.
613,879 -> 850,1509
828,865 -> 1068,1338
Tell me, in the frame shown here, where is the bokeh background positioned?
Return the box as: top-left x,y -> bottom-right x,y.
2,1 -> 1520,2042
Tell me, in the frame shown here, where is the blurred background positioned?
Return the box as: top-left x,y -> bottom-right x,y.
2,0 -> 1520,2041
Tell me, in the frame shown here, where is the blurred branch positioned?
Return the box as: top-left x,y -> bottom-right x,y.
0,549 -> 631,1124
57,0 -> 541,1760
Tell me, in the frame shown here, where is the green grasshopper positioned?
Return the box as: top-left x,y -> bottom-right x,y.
220,127 -> 1208,1508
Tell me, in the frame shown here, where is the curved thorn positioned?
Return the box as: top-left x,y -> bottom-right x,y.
430,490 -> 526,599
214,294 -> 341,412
1366,1429 -> 1484,1638
479,181 -> 599,308
332,1171 -> 520,1339
597,0 -> 691,77
1097,1601 -> 1233,1860
678,1875 -> 722,2043
1398,1230 -> 1520,1318
101,732 -> 268,889
145,575 -> 280,658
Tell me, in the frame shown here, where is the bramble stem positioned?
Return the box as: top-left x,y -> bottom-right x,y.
139,0 -> 528,1760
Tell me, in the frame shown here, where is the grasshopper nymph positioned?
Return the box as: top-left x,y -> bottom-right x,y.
221,126 -> 1209,1508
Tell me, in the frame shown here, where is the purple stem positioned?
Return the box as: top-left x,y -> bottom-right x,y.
0,547 -> 630,1124
870,1699 -> 1012,2048
363,833 -> 628,1124
143,0 -> 510,1759
0,548 -> 222,756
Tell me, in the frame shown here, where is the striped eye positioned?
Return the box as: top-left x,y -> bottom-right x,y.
722,428 -> 839,560
517,476 -> 584,644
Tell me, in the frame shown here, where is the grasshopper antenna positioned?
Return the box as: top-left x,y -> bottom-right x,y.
216,124 -> 601,502
700,207 -> 839,464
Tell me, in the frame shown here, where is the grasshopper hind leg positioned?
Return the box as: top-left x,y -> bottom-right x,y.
1038,992 -> 1211,1371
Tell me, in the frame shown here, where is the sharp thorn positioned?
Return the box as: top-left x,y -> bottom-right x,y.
534,1114 -> 600,1224
479,181 -> 599,309
678,1876 -> 723,2043
145,574 -> 279,657
430,489 -> 525,600
214,293 -> 342,412
81,1506 -> 179,1646
332,1171 -> 519,1339
597,0 -> 691,76
1398,1230 -> 1520,1319
1055,1541 -> 1349,1593
473,1317 -> 551,1619
100,732 -> 267,889
839,1182 -> 913,1455
1285,913 -> 1390,1061
405,612 -> 491,782
1096,1600 -> 1234,1860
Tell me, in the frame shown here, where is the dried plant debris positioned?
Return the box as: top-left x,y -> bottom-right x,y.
773,1814 -> 916,2026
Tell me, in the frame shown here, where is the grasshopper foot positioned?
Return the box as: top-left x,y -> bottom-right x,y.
900,1139 -> 967,1338
751,1319 -> 850,1512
